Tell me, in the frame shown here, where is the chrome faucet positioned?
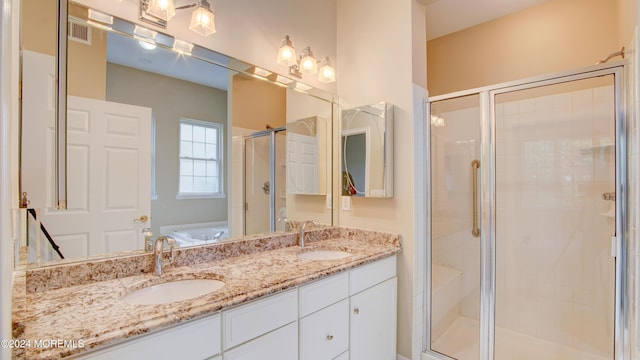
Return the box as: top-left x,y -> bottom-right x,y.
154,236 -> 176,276
298,220 -> 318,248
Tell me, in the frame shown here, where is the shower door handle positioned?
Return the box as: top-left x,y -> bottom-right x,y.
471,160 -> 480,237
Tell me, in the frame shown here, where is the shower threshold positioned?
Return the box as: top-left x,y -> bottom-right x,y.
431,317 -> 609,360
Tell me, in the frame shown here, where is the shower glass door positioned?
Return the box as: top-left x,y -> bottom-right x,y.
244,134 -> 272,235
429,94 -> 482,360
243,128 -> 287,235
427,68 -> 623,360
493,75 -> 616,360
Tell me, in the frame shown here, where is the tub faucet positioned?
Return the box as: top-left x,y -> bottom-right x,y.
154,236 -> 176,276
299,220 -> 318,248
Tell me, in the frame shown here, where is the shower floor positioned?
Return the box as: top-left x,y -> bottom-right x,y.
431,317 -> 609,360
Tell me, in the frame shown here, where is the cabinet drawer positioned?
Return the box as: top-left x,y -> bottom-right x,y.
350,255 -> 396,295
223,322 -> 298,360
78,314 -> 221,360
300,299 -> 349,360
299,272 -> 348,317
222,289 -> 297,349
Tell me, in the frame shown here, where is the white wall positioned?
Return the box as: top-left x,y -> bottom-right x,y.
336,0 -> 427,358
74,0 -> 337,94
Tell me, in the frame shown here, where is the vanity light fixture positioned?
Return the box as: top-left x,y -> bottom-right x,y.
252,66 -> 273,79
317,57 -> 336,84
275,75 -> 294,86
133,25 -> 158,50
277,35 -> 336,83
277,35 -> 297,66
140,0 -> 216,37
87,9 -> 113,30
172,39 -> 194,55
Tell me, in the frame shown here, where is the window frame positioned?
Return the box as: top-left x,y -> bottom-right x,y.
176,118 -> 225,199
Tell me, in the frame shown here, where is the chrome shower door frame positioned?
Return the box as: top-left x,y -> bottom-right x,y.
424,62 -> 628,360
242,126 -> 286,234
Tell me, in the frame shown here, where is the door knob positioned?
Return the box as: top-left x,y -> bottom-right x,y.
134,215 -> 149,223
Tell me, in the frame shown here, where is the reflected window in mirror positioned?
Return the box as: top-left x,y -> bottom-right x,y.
178,118 -> 224,199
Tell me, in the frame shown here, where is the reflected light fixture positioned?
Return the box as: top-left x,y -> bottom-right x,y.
430,115 -> 445,127
277,35 -> 336,83
140,0 -> 216,37
172,39 -> 194,55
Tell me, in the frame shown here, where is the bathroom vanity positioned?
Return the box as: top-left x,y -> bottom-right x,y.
11,227 -> 400,359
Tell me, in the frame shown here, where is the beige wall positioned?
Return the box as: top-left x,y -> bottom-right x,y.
67,27 -> 107,99
231,75 -> 286,130
21,1 -> 106,99
427,0 -> 620,95
106,63 -> 228,237
21,0 -> 56,55
337,0 -> 427,357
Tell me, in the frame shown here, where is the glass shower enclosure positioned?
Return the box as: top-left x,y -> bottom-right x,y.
426,65 -> 626,360
243,127 -> 287,235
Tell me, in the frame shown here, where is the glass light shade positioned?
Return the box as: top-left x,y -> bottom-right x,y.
299,48 -> 318,75
318,62 -> 336,83
189,6 -> 216,36
146,0 -> 176,21
277,36 -> 297,66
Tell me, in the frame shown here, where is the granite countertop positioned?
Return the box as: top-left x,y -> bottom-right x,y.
11,227 -> 400,359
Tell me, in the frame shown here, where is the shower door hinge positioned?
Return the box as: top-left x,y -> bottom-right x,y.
611,236 -> 619,258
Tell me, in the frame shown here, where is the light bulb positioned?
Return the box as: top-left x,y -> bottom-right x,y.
189,6 -> 216,36
277,35 -> 297,66
299,47 -> 317,75
146,0 -> 176,21
318,57 -> 335,83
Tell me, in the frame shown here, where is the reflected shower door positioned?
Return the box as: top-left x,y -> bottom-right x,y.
429,94 -> 482,360
243,129 -> 287,235
244,134 -> 271,235
494,75 -> 615,360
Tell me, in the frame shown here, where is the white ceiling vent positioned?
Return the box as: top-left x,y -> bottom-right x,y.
68,18 -> 91,45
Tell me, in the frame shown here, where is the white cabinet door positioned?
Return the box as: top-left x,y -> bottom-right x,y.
300,299 -> 349,360
223,322 -> 298,360
350,277 -> 397,360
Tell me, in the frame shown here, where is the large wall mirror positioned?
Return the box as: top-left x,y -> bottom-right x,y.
18,1 -> 335,266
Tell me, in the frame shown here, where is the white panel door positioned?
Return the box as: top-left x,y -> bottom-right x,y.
287,132 -> 318,194
42,96 -> 152,258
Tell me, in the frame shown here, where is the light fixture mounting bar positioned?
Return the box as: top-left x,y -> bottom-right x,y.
139,0 -> 167,28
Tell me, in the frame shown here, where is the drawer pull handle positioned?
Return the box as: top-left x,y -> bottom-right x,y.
326,334 -> 334,341
353,307 -> 359,315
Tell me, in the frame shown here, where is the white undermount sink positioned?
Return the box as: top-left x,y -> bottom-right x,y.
297,249 -> 352,261
121,279 -> 225,305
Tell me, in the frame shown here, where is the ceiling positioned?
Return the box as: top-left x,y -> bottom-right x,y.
425,0 -> 550,40
106,32 -> 230,90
